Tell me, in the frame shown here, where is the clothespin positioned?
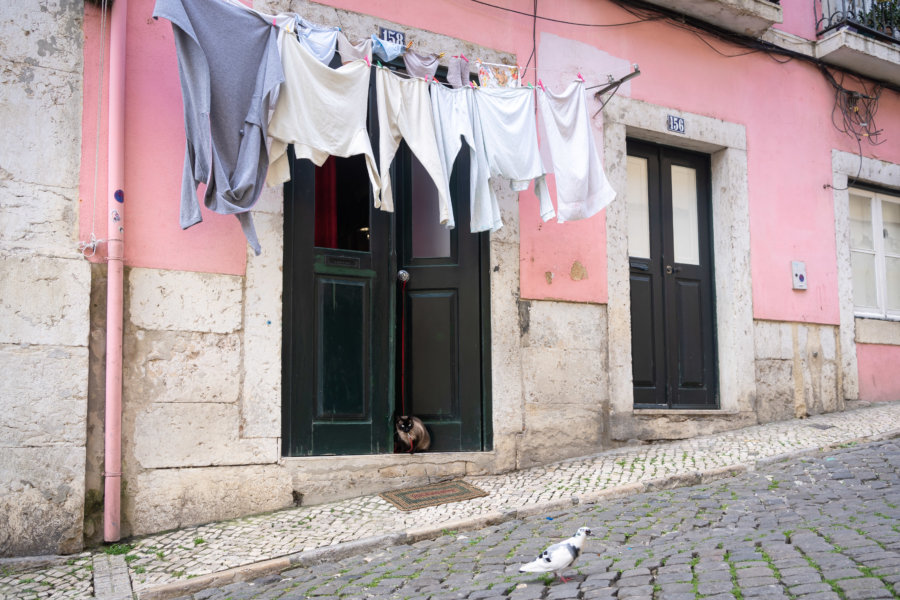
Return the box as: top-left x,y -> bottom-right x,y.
527,82 -> 534,89
377,60 -> 382,68
406,40 -> 413,49
438,52 -> 445,59
538,79 -> 545,92
577,73 -> 585,82
272,17 -> 276,27
365,55 -> 370,67
460,54 -> 468,62
469,80 -> 476,89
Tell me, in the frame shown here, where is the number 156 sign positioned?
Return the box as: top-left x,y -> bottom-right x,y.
667,115 -> 686,134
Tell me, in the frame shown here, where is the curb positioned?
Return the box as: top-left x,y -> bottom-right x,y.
134,429 -> 900,599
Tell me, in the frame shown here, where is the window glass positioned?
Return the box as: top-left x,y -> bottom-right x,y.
849,193 -> 873,251
671,165 -> 700,265
626,156 -> 650,259
887,257 -> 900,312
411,154 -> 451,258
851,251 -> 878,309
314,155 -> 370,252
883,199 -> 900,256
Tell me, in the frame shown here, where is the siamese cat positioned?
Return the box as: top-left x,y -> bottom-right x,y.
395,415 -> 431,454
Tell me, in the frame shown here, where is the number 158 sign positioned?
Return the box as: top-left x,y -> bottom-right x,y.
667,115 -> 685,134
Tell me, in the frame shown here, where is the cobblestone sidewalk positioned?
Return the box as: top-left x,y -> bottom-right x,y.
1,401 -> 899,599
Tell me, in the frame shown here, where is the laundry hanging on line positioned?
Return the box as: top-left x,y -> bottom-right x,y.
153,0 -> 284,255
156,0 -> 617,254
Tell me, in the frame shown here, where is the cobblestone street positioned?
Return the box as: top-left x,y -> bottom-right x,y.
181,438 -> 900,600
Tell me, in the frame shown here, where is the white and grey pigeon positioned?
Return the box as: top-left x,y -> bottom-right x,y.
518,526 -> 592,582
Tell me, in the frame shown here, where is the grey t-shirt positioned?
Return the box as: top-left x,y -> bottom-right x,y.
153,0 -> 284,254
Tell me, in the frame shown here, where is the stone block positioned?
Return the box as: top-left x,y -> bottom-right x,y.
0,447 -> 85,556
0,61 -> 81,189
0,0 -> 84,73
132,403 -> 277,469
755,359 -> 795,423
126,465 -> 292,536
855,318 -> 900,346
489,239 -> 525,436
754,321 -> 793,360
521,301 -> 606,350
520,403 -> 604,466
0,344 -> 87,446
127,268 -> 243,334
521,347 -> 607,406
123,328 -> 242,404
0,253 -> 90,346
242,212 -> 283,438
0,180 -> 78,256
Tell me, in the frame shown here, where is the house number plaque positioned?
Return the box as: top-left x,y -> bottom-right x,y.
667,115 -> 686,134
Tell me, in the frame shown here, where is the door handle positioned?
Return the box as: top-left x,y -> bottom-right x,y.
665,265 -> 681,275
397,270 -> 410,282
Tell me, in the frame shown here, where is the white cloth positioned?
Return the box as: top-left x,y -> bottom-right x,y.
402,51 -> 439,80
295,18 -> 339,65
267,34 -> 379,200
376,68 -> 453,227
538,81 -> 616,222
447,55 -> 469,88
472,87 -> 554,221
337,31 -> 372,64
372,34 -> 404,62
430,84 -> 498,232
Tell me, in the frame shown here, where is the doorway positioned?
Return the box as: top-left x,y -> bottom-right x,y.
282,91 -> 491,455
626,139 -> 718,408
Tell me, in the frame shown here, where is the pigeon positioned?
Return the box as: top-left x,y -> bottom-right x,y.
518,526 -> 592,582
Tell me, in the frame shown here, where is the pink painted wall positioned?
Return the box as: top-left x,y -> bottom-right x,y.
81,0 -> 247,276
80,0 -> 900,325
857,343 -> 900,402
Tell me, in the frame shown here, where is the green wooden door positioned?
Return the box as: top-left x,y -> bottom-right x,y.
282,115 -> 492,456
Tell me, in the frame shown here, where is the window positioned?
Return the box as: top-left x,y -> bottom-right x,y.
849,187 -> 900,319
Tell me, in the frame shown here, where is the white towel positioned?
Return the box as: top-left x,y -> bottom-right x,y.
376,68 -> 454,228
472,87 -> 554,222
266,35 -> 379,202
430,84 -> 499,232
538,81 -> 616,222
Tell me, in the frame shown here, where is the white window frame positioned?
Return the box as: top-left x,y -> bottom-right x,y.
850,186 -> 900,321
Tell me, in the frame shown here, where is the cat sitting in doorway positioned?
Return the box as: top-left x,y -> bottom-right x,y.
395,415 -> 431,454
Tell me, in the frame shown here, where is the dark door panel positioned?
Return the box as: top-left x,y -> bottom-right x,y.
628,140 -> 717,409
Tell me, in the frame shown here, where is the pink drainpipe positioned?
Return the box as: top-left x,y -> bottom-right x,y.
104,0 -> 127,543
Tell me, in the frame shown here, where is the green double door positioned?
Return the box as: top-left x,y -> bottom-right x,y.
282,142 -> 491,456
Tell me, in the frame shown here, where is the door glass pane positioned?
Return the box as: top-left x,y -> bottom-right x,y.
626,156 -> 650,259
849,193 -> 873,250
851,250 -> 878,309
315,155 -> 370,252
883,198 -> 900,255
318,278 -> 366,418
671,165 -> 700,265
412,154 -> 451,258
887,257 -> 900,312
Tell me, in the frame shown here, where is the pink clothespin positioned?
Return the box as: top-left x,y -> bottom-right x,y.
537,79 -> 545,92
577,73 -> 585,82
272,17 -> 276,27
365,55 -> 370,67
459,54 -> 469,62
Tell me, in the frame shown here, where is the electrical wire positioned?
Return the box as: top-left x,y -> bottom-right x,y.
469,0 -> 663,27
79,0 -> 109,259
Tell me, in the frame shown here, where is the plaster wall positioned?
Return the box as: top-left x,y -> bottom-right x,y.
72,0 -> 900,541
0,0 -> 89,556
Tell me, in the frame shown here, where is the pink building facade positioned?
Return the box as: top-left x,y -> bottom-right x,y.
2,0 -> 899,556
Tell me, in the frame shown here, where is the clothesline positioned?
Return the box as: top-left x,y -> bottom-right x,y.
154,0 -> 622,254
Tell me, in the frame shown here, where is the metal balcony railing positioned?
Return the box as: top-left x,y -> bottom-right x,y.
817,0 -> 900,43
